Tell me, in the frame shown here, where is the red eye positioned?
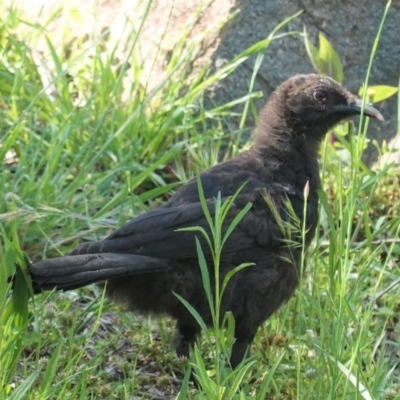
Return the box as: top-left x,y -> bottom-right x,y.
313,90 -> 328,103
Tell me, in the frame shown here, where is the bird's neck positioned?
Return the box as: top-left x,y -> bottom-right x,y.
257,127 -> 321,158
252,118 -> 323,190
256,101 -> 326,154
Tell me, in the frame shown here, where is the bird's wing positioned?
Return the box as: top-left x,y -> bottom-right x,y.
71,151 -> 301,260
71,184 -> 297,261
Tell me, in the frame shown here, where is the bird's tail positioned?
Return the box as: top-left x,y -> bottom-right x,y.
29,253 -> 169,293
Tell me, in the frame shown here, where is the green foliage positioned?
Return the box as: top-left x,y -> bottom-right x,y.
0,237 -> 33,397
176,178 -> 253,397
359,85 -> 399,104
304,30 -> 343,83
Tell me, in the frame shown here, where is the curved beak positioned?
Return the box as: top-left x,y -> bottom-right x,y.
349,99 -> 384,121
333,99 -> 384,122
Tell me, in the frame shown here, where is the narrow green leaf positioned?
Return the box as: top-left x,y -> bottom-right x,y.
257,350 -> 287,399
38,340 -> 63,394
196,173 -> 215,236
1,237 -> 32,384
177,226 -> 213,256
304,29 -> 343,82
173,292 -> 208,334
220,181 -> 248,224
176,364 -> 192,400
318,32 -> 343,82
335,359 -> 373,400
304,28 -> 320,72
7,368 -> 42,400
221,263 -> 254,300
222,202 -> 252,247
226,361 -> 255,396
192,346 -> 217,394
195,238 -> 214,311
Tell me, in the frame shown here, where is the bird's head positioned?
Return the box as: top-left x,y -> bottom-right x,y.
258,74 -> 384,144
281,74 -> 383,131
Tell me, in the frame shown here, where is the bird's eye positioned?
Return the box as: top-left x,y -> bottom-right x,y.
313,90 -> 328,103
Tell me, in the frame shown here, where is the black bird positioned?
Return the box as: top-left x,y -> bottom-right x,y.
29,74 -> 383,368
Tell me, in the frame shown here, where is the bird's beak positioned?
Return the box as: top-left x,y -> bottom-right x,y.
333,99 -> 384,121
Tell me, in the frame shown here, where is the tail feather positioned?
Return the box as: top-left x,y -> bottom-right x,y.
30,253 -> 169,292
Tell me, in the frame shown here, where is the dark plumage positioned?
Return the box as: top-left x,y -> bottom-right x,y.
29,74 -> 383,367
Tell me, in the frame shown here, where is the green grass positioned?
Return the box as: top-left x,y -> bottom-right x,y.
1,1 -> 400,399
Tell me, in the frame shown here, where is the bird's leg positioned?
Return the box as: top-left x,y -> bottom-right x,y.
173,323 -> 200,359
230,330 -> 256,369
